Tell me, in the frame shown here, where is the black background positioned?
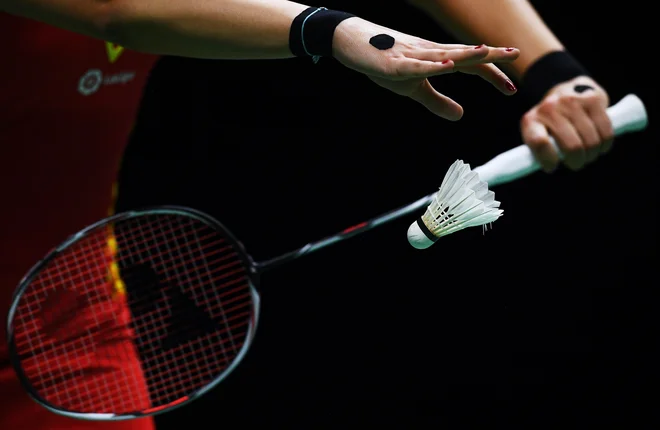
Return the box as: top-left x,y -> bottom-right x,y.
115,1 -> 655,427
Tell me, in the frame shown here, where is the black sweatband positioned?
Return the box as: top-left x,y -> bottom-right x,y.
289,7 -> 355,62
522,51 -> 589,103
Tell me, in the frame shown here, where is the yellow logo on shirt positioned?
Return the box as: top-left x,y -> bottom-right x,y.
105,42 -> 125,63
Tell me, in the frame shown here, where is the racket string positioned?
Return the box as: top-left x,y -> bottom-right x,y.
11,212 -> 255,414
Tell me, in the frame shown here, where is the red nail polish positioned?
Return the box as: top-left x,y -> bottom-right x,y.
442,59 -> 450,64
475,44 -> 485,49
505,80 -> 516,92
505,48 -> 515,52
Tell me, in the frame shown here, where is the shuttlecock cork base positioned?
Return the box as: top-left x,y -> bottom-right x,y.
407,160 -> 503,250
407,217 -> 440,250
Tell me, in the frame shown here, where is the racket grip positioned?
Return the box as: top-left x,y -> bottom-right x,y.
473,94 -> 648,187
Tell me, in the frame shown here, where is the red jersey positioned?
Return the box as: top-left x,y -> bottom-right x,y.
0,13 -> 158,429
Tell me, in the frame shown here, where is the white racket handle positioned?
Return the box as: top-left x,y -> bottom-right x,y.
473,94 -> 648,187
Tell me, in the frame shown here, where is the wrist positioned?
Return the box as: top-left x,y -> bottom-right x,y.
288,7 -> 356,62
520,50 -> 589,103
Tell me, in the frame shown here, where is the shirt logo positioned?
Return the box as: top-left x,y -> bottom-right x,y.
78,69 -> 103,96
106,42 -> 125,63
77,69 -> 136,96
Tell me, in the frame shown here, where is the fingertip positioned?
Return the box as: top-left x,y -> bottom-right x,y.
425,59 -> 454,78
495,85 -> 513,96
504,79 -> 517,95
411,80 -> 463,121
564,160 -> 584,172
441,59 -> 455,69
448,109 -> 464,121
535,152 -> 558,173
451,103 -> 464,121
503,47 -> 521,59
439,104 -> 463,121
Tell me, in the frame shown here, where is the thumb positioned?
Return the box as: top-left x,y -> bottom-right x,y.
409,80 -> 463,121
521,116 -> 559,172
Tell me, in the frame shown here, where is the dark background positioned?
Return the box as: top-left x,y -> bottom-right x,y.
115,1 -> 655,427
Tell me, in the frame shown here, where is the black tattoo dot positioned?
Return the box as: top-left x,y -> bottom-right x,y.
574,84 -> 595,93
369,34 -> 395,50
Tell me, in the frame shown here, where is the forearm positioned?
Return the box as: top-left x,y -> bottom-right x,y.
408,0 -> 563,79
1,0 -> 309,59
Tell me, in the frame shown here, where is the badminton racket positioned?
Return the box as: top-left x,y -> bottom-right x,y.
6,93 -> 647,421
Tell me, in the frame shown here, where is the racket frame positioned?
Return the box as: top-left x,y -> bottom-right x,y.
6,207 -> 262,420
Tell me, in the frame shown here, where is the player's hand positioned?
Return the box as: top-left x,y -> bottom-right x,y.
520,76 -> 614,172
331,17 -> 520,121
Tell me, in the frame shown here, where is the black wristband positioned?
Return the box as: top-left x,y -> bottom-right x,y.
289,7 -> 355,62
522,51 -> 589,103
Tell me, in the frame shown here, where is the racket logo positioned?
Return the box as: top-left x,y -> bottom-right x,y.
122,263 -> 222,351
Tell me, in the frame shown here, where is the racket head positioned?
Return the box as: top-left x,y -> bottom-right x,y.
6,206 -> 260,420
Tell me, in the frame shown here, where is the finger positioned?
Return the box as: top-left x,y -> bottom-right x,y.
458,64 -> 517,95
409,79 -> 463,121
566,105 -> 602,164
583,95 -> 615,154
431,43 -> 476,50
539,107 -> 585,171
411,45 -> 488,64
445,45 -> 519,67
392,58 -> 455,79
412,45 -> 519,67
430,43 -> 519,56
520,116 -> 559,172
412,42 -> 485,50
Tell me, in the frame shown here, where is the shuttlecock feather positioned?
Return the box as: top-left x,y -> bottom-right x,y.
407,160 -> 503,249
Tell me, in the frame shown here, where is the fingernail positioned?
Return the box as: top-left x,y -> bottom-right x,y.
442,59 -> 451,64
505,80 -> 517,92
474,44 -> 485,49
505,48 -> 515,52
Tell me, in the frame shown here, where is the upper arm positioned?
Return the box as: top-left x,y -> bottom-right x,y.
0,0 -> 118,40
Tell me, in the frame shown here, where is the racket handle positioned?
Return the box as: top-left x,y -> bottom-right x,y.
473,94 -> 648,187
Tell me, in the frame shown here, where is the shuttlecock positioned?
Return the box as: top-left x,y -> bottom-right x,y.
407,160 -> 503,250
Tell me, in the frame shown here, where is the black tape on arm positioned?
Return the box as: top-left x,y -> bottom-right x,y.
289,7 -> 355,61
521,51 -> 589,103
